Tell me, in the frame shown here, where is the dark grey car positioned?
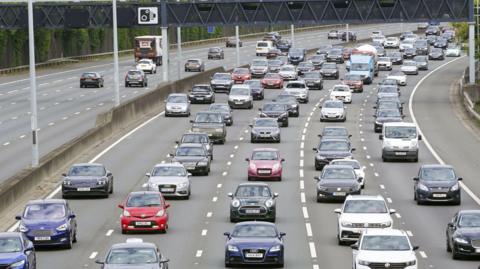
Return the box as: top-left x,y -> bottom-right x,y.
207,47 -> 224,60
318,126 -> 352,140
210,72 -> 233,93
208,103 -> 233,126
259,103 -> 289,127
228,183 -> 278,222
274,94 -> 299,117
62,163 -> 113,198
188,84 -> 215,104
190,112 -> 226,144
413,55 -> 429,70
170,143 -> 211,176
320,63 -> 339,79
302,72 -> 323,90
326,49 -> 344,63
313,138 -> 355,170
414,164 -> 462,205
373,109 -> 404,133
250,118 -> 281,143
314,165 -> 362,202
176,132 -> 213,160
309,55 -> 326,69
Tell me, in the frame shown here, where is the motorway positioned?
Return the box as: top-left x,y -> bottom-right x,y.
0,23 -> 413,183
11,32 -> 479,269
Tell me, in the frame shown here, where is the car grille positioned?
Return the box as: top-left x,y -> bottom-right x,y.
351,223 -> 383,228
158,184 -> 177,194
368,262 -> 407,269
239,205 -> 267,215
259,131 -> 271,135
257,168 -> 272,175
242,248 -> 266,261
31,230 -> 54,236
471,240 -> 480,248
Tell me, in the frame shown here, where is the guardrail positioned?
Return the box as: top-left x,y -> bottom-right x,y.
0,24 -> 344,75
458,61 -> 480,121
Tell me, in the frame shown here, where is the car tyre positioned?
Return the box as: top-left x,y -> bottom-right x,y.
109,181 -> 113,194
452,246 -> 461,260
121,229 -> 127,234
125,82 -> 129,87
72,230 -> 77,243
446,238 -> 452,252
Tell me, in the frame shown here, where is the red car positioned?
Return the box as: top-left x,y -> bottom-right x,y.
119,191 -> 170,234
232,68 -> 251,84
261,73 -> 284,89
342,48 -> 353,60
246,148 -> 284,181
342,73 -> 364,92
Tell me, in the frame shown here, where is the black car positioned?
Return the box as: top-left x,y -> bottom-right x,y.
226,37 -> 243,47
208,103 -> 233,126
414,164 -> 462,205
374,100 -> 404,115
244,80 -> 265,100
414,40 -> 430,55
210,72 -> 233,93
263,32 -> 281,46
228,183 -> 278,222
378,78 -> 398,87
250,118 -> 281,143
273,94 -> 300,117
403,47 -> 417,59
288,48 -> 306,65
326,49 -> 344,63
426,35 -> 437,45
316,44 -> 332,55
80,72 -> 104,88
341,31 -> 357,41
313,138 -> 355,170
176,132 -> 213,160
318,126 -> 351,140
320,63 -> 339,79
259,103 -> 289,127
314,165 -> 361,202
207,47 -> 224,60
387,52 -> 403,65
429,48 -> 445,60
309,55 -> 326,69
434,38 -> 448,49
276,39 -> 291,52
297,62 -> 315,75
62,163 -> 113,198
188,84 -> 215,104
302,72 -> 323,90
446,210 -> 480,259
170,143 -> 210,176
190,111 -> 226,144
268,59 -> 283,73
373,109 -> 404,133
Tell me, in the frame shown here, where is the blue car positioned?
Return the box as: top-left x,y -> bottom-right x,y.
0,232 -> 36,269
16,199 -> 77,249
224,221 -> 285,267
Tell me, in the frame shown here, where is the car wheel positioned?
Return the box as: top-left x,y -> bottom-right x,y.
125,83 -> 129,87
337,235 -> 345,245
65,235 -> 73,249
446,238 -> 452,252
229,216 -> 237,223
452,246 -> 461,260
80,84 -> 84,88
248,176 -> 253,181
72,230 -> 77,243
121,229 -> 127,234
109,181 -> 113,194
284,122 -> 288,127
453,199 -> 461,205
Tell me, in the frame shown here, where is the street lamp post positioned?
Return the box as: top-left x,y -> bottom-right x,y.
27,0 -> 39,167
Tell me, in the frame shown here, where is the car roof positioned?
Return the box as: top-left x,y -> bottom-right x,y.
168,93 -> 187,97
420,164 -> 453,169
383,122 -> 416,127
154,162 -> 185,168
26,199 -> 67,205
320,137 -> 350,142
458,210 -> 480,215
252,148 -> 279,152
345,195 -> 385,201
111,241 -> 157,249
323,164 -> 355,171
331,158 -> 359,163
234,221 -> 276,227
178,143 -> 204,148
128,191 -> 162,196
362,229 -> 407,236
0,232 -> 23,239
72,163 -> 104,167
238,182 -> 270,187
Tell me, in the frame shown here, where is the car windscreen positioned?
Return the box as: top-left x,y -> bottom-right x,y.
230,87 -> 250,96
138,60 -> 151,64
322,167 -> 355,180
303,72 -> 320,79
264,73 -> 281,79
254,119 -> 278,127
106,248 -> 158,264
343,200 -> 387,213
379,86 -> 397,93
208,104 -> 229,112
126,193 -> 162,207
167,95 -> 187,103
322,63 -> 337,69
175,146 -> 205,156
0,238 -> 22,253
345,74 -> 362,80
209,48 -> 220,52
298,62 -> 313,68
263,103 -> 286,112
252,151 -> 278,160
195,113 -> 222,123
244,80 -> 261,87
268,60 -> 282,66
323,128 -> 348,137
233,68 -> 249,74
329,49 -> 342,55
331,160 -> 360,169
182,134 -> 208,143
361,235 -> 410,251
213,73 -> 231,80
187,60 -> 200,64
232,224 -> 277,237
333,86 -> 349,92
280,66 -> 295,72
323,101 -> 343,108
351,63 -> 370,71
384,126 -> 417,139
458,214 -> 480,228
128,71 -> 142,75
285,83 -> 305,89
24,203 -> 66,219
403,61 -> 417,66
319,141 -> 349,151
289,48 -> 303,55
310,55 -> 325,61
82,72 -> 97,78
257,42 -> 269,47
191,87 -> 210,93
152,166 -> 186,177
252,60 -> 268,67
420,167 -> 455,181
236,185 -> 271,197
68,165 -> 105,176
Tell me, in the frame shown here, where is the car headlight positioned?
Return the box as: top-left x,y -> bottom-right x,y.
280,112 -> 288,118
18,223 -> 28,233
97,178 -> 107,185
381,221 -> 392,228
405,260 -> 416,266
9,260 -> 25,268
341,221 -> 353,227
56,223 -> 68,231
454,237 -> 469,244
228,245 -> 239,252
249,162 -> 256,170
418,183 -> 429,192
358,260 -> 370,266
316,155 -> 326,160
383,140 -> 393,148
148,182 -> 157,190
197,161 -> 208,166
315,80 -> 321,83
156,209 -> 165,217
215,128 -> 223,132
231,199 -> 240,208
269,245 -> 282,252
63,180 -> 71,186
177,182 -> 188,189
123,210 -> 131,217
451,183 -> 460,192
272,163 -> 281,171
265,199 -> 275,207
317,185 -> 328,191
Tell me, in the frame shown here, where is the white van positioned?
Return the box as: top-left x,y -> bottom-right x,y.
379,122 -> 422,162
256,41 -> 274,56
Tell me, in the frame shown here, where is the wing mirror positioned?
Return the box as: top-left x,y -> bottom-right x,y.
418,134 -> 422,140
273,192 -> 279,198
458,177 -> 463,181
145,173 -> 151,177
69,213 -> 76,219
413,177 -> 419,181
223,232 -> 231,238
160,259 -> 170,264
245,158 -> 250,161
118,204 -> 124,209
351,243 -> 358,250
15,215 -> 21,220
379,134 -> 384,140
165,203 -> 170,208
189,120 -> 194,123
62,173 -> 67,177
412,246 -> 420,251
389,209 -> 396,214
95,259 -> 105,265
334,208 -> 341,214
279,232 -> 286,238
227,192 -> 233,198
314,176 -> 320,181
281,158 -> 285,162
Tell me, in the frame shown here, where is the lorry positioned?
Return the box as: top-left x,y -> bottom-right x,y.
346,44 -> 379,84
134,36 -> 163,66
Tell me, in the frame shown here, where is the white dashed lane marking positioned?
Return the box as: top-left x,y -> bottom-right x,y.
308,242 -> 317,258
105,229 -> 114,236
195,250 -> 203,258
201,229 -> 208,236
302,207 -> 309,219
305,223 -> 313,237
89,252 -> 98,259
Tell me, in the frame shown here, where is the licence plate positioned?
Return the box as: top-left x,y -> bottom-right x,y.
77,187 -> 90,191
258,170 -> 270,174
245,253 -> 263,258
245,209 -> 261,214
268,82 -> 274,85
395,152 -> 407,156
35,236 -> 51,241
260,134 -> 271,137
333,192 -> 346,196
85,79 -> 93,82
235,101 -> 243,105
161,188 -> 175,192
196,97 -> 204,100
433,193 -> 447,198
136,221 -> 151,226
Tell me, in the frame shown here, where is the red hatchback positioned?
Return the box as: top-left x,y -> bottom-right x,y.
119,191 -> 169,234
246,148 -> 284,181
232,68 -> 251,84
261,73 -> 284,89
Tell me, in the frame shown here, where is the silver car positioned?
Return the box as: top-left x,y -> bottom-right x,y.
164,93 -> 190,117
320,100 -> 346,122
278,65 -> 297,80
283,80 -> 309,103
146,163 -> 191,199
228,85 -> 253,109
400,60 -> 419,75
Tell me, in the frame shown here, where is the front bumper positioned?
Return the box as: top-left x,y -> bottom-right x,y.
165,108 -> 189,116
316,189 -> 361,201
305,81 -> 322,90
225,249 -> 284,266
228,100 -> 252,108
416,189 -> 460,203
262,81 -> 283,89
382,148 -> 418,160
452,241 -> 480,256
189,96 -> 214,103
26,230 -> 71,247
147,184 -> 190,197
378,64 -> 392,71
62,185 -> 109,197
211,84 -> 232,92
121,215 -> 168,232
248,168 -> 282,180
320,113 -> 345,122
230,206 -> 275,221
251,133 -> 281,142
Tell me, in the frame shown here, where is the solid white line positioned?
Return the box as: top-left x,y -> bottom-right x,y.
201,229 -> 208,236
105,229 -> 114,236
409,56 -> 480,206
308,242 -> 317,258
419,251 -> 428,258
300,180 -> 304,190
195,250 -> 203,257
305,223 -> 313,237
300,192 -> 306,203
302,207 -> 309,219
89,252 -> 98,259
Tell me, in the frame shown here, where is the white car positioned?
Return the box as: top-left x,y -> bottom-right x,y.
283,80 -> 309,103
384,37 -> 400,48
401,61 -> 419,75
320,100 -> 346,122
372,35 -> 386,45
370,31 -> 383,38
399,40 -> 414,52
330,159 -> 365,187
387,71 -> 407,86
136,59 -> 157,74
330,84 -> 352,103
146,163 -> 191,198
278,65 -> 298,80
352,229 -> 418,269
445,46 -> 461,57
335,195 -> 395,244
377,57 -> 392,71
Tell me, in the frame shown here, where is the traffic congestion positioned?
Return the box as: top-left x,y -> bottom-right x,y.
0,22 -> 476,269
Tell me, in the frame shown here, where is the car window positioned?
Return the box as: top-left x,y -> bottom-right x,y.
244,80 -> 261,87
208,104 -> 229,112
319,141 -> 349,151
322,167 -> 356,179
264,73 -> 281,79
458,214 -> 480,227
263,103 -> 287,112
82,72 -> 97,78
322,63 -> 336,69
0,238 -> 22,253
343,200 -> 387,213
233,68 -> 249,74
280,66 -> 295,72
254,119 -> 278,127
384,126 -> 417,139
323,101 -> 343,108
68,165 -> 105,176
126,193 -> 162,207
176,146 -> 205,156
230,87 -> 250,95
106,248 -> 158,264
333,86 -> 350,92
167,95 -> 187,103
303,72 -> 320,78
331,160 -> 360,169
138,60 -> 151,64
213,73 -> 231,80
24,203 -> 66,219
182,134 -> 208,143
187,60 -> 200,64
286,83 -> 305,88
420,167 -> 455,181
345,74 -> 362,80
195,113 -> 222,123
232,224 -> 277,237
323,128 -> 348,137
235,185 -> 271,197
361,235 -> 410,251
152,166 -> 186,177
252,151 -> 278,160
